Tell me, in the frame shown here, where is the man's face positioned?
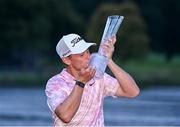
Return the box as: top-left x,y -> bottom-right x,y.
68,49 -> 90,70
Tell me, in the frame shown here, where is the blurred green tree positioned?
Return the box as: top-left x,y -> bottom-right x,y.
0,0 -> 84,69
69,0 -> 102,19
137,0 -> 180,62
162,0 -> 180,62
86,1 -> 150,61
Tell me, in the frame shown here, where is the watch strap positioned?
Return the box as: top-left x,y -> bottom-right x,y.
75,80 -> 85,88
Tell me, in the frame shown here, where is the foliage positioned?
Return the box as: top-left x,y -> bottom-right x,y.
108,53 -> 180,88
86,1 -> 150,61
0,0 -> 84,68
1,54 -> 180,87
137,0 -> 180,61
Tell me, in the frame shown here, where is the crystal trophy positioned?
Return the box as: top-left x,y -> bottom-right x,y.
89,15 -> 124,79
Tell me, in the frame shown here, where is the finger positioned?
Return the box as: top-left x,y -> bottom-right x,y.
80,67 -> 86,73
112,35 -> 116,38
102,45 -> 111,52
88,69 -> 95,79
105,42 -> 114,49
80,66 -> 90,75
101,43 -> 110,49
112,37 -> 116,45
90,67 -> 96,74
101,43 -> 114,55
89,69 -> 94,76
109,38 -> 116,46
91,69 -> 96,77
85,67 -> 91,73
108,41 -> 113,46
79,69 -> 85,76
106,39 -> 114,47
109,36 -> 116,45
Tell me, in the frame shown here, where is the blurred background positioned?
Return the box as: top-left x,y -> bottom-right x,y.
0,0 -> 180,126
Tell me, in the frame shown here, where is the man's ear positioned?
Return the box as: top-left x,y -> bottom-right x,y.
62,57 -> 71,65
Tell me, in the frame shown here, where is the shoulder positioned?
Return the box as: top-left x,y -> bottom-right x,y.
46,73 -> 64,91
93,73 -> 115,83
103,73 -> 114,79
47,73 -> 62,84
103,72 -> 117,83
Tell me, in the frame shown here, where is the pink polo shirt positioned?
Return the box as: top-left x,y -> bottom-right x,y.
45,68 -> 119,126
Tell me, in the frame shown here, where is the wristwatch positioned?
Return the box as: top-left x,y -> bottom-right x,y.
75,80 -> 85,88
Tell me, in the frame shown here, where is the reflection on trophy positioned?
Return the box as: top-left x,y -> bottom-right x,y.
99,15 -> 124,55
89,15 -> 124,79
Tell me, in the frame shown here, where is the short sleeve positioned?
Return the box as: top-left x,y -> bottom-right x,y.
103,73 -> 119,98
45,79 -> 68,112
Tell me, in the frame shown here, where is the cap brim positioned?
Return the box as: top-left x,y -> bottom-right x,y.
71,42 -> 96,55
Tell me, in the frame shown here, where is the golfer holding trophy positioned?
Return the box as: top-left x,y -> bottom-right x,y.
45,14 -> 140,126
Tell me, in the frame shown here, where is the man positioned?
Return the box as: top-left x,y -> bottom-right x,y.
45,33 -> 140,126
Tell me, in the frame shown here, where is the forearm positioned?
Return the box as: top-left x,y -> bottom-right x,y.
55,85 -> 83,123
108,59 -> 140,97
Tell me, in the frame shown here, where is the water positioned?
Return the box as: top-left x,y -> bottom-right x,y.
0,88 -> 52,125
104,87 -> 180,126
0,86 -> 180,126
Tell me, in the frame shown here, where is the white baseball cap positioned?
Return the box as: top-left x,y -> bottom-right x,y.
56,33 -> 96,58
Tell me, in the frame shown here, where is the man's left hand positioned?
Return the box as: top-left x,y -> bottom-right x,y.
100,36 -> 116,60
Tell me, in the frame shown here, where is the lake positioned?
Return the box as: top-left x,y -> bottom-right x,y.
0,86 -> 180,126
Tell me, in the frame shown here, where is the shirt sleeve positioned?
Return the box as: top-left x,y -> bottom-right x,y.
103,73 -> 119,98
45,79 -> 68,112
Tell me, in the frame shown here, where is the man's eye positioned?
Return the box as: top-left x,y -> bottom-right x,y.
86,50 -> 90,53
79,50 -> 89,56
79,53 -> 84,56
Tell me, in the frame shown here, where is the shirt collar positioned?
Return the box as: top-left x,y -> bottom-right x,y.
60,68 -> 76,84
60,68 -> 96,86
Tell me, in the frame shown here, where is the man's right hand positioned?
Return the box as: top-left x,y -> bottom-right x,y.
55,67 -> 95,123
78,67 -> 96,84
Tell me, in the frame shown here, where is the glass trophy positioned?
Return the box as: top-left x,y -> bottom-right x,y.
89,15 -> 124,79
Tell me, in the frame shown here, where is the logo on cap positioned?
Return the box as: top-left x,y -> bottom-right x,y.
62,50 -> 71,57
71,37 -> 83,47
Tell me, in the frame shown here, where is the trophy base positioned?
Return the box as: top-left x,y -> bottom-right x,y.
89,53 -> 108,79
